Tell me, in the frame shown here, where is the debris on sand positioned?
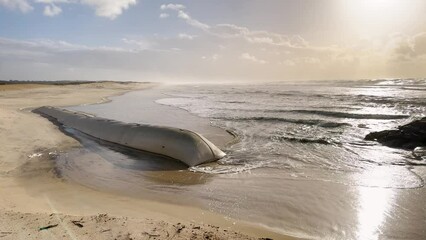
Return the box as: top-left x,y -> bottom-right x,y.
38,224 -> 58,231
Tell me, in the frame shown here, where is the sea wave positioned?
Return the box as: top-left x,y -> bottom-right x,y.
374,78 -> 426,86
288,110 -> 409,119
209,107 -> 408,120
401,87 -> 426,91
270,135 -> 340,145
271,91 -> 426,107
217,100 -> 247,104
189,163 -> 262,174
216,116 -> 351,128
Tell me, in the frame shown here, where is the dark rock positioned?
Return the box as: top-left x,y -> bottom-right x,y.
413,147 -> 426,159
365,117 -> 426,150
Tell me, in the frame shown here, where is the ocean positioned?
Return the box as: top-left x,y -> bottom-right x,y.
63,79 -> 426,239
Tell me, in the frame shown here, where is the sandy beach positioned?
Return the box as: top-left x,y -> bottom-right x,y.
2,1 -> 426,239
57,82 -> 426,240
0,82 -> 292,240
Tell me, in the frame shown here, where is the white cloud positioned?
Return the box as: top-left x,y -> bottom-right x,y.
36,0 -> 70,3
161,5 -> 308,48
43,3 -> 62,16
2,4 -> 426,81
0,37 -> 133,55
202,54 -> 219,61
0,0 -> 33,13
0,0 -> 137,19
122,38 -> 152,50
247,37 -> 274,44
176,10 -> 188,19
178,33 -> 196,40
2,32 -> 426,82
80,0 -> 137,19
206,24 -> 309,48
176,10 -> 209,30
240,53 -> 267,64
160,3 -> 184,10
159,13 -> 169,19
161,4 -> 210,30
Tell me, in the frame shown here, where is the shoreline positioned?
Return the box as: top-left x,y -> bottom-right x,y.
0,82 -> 295,240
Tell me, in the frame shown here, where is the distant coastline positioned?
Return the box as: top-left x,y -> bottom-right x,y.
0,80 -> 143,85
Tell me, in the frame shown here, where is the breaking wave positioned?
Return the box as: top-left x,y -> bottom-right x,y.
270,135 -> 340,145
216,116 -> 351,128
287,110 -> 409,119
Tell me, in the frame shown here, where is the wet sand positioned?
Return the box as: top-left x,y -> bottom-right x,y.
68,85 -> 235,148
66,84 -> 426,240
0,82 -> 292,240
52,125 -> 426,240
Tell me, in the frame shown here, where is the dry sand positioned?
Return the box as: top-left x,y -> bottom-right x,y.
0,82 -> 291,240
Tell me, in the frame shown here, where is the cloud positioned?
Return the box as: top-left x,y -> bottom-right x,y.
80,0 -> 137,19
160,3 -> 184,10
301,57 -> 320,64
240,53 -> 267,64
412,33 -> 426,56
0,0 -> 33,12
391,32 -> 426,61
36,0 -> 70,3
0,36 -> 223,81
122,38 -> 152,50
208,24 -> 309,48
161,4 -> 308,48
178,33 -> 196,40
176,9 -> 210,30
201,54 -> 219,62
43,3 -> 62,16
280,60 -> 296,66
0,0 -> 137,19
2,4 -> 426,81
2,31 -> 426,82
159,13 -> 169,19
161,4 -> 210,30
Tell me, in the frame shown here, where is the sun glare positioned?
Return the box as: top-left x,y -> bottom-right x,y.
360,0 -> 397,10
341,0 -> 420,38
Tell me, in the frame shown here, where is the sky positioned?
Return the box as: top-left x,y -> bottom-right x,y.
1,0 -> 426,82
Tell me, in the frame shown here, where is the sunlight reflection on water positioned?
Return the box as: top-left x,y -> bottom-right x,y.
356,169 -> 396,240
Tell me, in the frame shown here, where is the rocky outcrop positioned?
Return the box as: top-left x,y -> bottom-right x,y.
365,117 -> 426,150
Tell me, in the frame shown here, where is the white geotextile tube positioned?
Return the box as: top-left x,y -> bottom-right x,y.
34,106 -> 226,167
